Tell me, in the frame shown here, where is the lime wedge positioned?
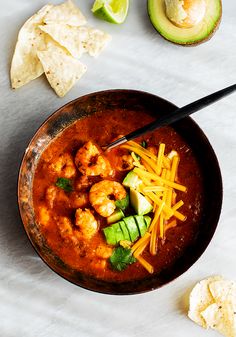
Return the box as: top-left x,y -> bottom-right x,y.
92,0 -> 129,24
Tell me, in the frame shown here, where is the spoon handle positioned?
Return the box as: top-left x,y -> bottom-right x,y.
105,84 -> 236,150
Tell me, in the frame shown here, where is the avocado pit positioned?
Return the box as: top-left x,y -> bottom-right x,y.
165,0 -> 206,28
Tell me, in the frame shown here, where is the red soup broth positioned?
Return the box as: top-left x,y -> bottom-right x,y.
33,109 -> 204,281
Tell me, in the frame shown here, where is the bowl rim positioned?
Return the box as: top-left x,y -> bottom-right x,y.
17,89 -> 223,295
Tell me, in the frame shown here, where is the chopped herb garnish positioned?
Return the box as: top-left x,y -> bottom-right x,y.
141,140 -> 147,148
115,194 -> 129,211
55,177 -> 73,192
109,246 -> 136,271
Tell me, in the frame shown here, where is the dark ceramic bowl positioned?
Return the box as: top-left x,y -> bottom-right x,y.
18,90 -> 222,295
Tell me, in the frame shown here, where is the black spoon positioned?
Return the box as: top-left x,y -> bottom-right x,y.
104,84 -> 236,151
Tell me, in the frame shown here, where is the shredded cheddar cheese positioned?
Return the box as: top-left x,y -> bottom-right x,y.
133,167 -> 187,192
131,232 -> 150,253
121,140 -> 187,274
165,219 -> 177,231
170,155 -> 180,182
136,256 -> 154,274
172,200 -> 184,211
132,233 -> 151,257
150,220 -> 158,255
156,143 -> 165,175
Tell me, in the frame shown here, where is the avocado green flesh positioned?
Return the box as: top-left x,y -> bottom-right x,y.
119,221 -> 131,241
144,215 -> 152,229
103,226 -> 117,245
123,171 -> 141,189
115,194 -> 129,211
148,0 -> 221,45
103,215 -> 152,245
107,209 -> 125,224
123,216 -> 139,242
130,188 -> 153,215
113,223 -> 124,242
134,215 -> 147,237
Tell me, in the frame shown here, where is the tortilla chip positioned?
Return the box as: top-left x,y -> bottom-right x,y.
43,0 -> 86,26
37,41 -> 87,97
209,280 -> 236,306
201,302 -> 236,337
39,24 -> 87,58
84,27 -> 112,57
10,4 -> 53,89
39,24 -> 111,59
188,275 -> 223,328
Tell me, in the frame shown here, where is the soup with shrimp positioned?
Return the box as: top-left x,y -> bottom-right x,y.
33,109 -> 203,281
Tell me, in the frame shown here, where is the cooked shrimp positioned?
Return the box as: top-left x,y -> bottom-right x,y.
57,216 -> 74,238
75,175 -> 93,191
45,185 -> 70,209
90,259 -> 107,271
56,216 -> 79,245
38,206 -> 51,227
45,186 -> 58,208
107,142 -> 134,171
91,245 -> 113,271
115,154 -> 134,171
48,153 -> 76,178
75,141 -> 113,177
45,185 -> 88,209
70,191 -> 89,208
95,245 -> 113,259
75,208 -> 98,239
89,180 -> 127,217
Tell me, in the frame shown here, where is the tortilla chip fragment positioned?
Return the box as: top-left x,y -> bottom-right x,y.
209,280 -> 236,307
84,27 -> 112,57
39,24 -> 87,58
188,276 -> 236,337
39,24 -> 111,59
43,0 -> 86,26
188,275 -> 223,328
10,4 -> 53,89
37,41 -> 87,97
201,302 -> 236,337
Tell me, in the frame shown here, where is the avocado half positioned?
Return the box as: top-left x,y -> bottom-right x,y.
148,0 -> 222,46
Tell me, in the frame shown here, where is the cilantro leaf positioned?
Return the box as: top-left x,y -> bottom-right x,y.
141,140 -> 147,148
115,194 -> 129,211
55,178 -> 73,192
109,247 -> 136,271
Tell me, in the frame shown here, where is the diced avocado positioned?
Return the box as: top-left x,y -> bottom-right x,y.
107,209 -> 125,224
130,188 -> 153,215
119,220 -> 131,241
104,215 -> 152,246
103,226 -> 117,246
115,194 -> 129,211
148,0 -> 222,46
123,171 -> 142,189
144,215 -> 152,229
134,215 -> 147,237
123,216 -> 139,242
112,222 -> 124,243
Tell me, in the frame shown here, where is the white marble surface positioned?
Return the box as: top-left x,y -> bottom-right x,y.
0,1 -> 236,336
